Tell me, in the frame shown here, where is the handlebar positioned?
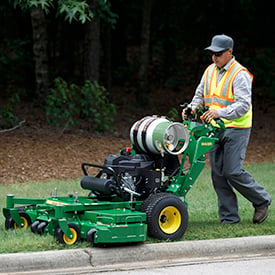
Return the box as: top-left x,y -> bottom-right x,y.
180,103 -> 195,121
181,103 -> 224,125
180,103 -> 225,132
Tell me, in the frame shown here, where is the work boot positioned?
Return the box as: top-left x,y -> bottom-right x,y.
253,206 -> 269,224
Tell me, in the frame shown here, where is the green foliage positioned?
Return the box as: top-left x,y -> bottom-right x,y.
57,0 -> 93,23
10,0 -> 94,23
167,107 -> 179,122
10,0 -> 54,13
10,0 -> 117,24
96,0 -> 118,28
46,77 -> 116,132
0,94 -> 20,129
250,49 -> 275,98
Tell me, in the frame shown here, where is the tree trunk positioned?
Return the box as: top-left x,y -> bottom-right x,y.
102,24 -> 112,92
30,6 -> 49,105
137,0 -> 153,105
83,0 -> 100,82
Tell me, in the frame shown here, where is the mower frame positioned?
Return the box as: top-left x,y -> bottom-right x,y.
3,108 -> 224,245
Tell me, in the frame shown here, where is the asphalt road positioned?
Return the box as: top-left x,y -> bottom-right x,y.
8,254 -> 275,275
95,255 -> 275,275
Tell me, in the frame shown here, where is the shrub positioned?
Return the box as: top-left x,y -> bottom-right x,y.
0,93 -> 20,129
46,78 -> 116,132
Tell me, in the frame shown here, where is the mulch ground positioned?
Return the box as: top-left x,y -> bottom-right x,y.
0,107 -> 274,184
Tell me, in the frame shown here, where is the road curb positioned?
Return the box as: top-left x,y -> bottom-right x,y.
1,235 -> 275,273
0,249 -> 90,273
88,235 -> 275,266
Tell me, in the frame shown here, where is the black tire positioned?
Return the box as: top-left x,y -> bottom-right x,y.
54,222 -> 81,245
86,228 -> 97,243
30,220 -> 40,233
5,213 -> 31,230
37,221 -> 48,234
140,192 -> 188,240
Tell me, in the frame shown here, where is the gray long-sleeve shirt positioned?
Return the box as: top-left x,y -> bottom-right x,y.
190,57 -> 252,120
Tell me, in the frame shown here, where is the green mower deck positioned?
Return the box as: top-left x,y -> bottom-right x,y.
4,194 -> 147,244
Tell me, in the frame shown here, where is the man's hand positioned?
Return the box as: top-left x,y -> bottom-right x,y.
201,109 -> 219,123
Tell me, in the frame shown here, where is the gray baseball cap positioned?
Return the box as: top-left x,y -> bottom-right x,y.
205,34 -> 234,52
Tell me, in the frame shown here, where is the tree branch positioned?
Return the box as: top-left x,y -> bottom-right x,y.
0,120 -> 26,134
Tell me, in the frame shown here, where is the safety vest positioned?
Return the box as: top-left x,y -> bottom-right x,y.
203,60 -> 253,128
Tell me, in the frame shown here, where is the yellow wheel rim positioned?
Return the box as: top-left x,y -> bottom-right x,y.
13,216 -> 28,230
63,228 -> 78,245
158,206 -> 181,234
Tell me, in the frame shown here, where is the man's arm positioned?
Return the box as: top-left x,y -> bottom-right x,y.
217,70 -> 252,120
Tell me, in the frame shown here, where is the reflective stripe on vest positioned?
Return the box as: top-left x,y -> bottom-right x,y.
203,60 -> 253,128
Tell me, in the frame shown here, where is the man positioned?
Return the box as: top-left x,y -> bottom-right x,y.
182,34 -> 271,224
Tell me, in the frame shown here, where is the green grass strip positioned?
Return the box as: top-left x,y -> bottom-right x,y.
0,162 -> 274,253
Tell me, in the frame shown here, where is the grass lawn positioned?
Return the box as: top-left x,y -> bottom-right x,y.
0,162 -> 274,253
182,162 -> 274,241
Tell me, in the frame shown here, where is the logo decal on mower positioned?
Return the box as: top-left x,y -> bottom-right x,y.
201,142 -> 213,146
46,200 -> 70,206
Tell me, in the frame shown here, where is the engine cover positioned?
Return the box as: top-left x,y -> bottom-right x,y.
104,154 -> 161,199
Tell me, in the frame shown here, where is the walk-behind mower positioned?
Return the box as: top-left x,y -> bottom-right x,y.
3,106 -> 224,245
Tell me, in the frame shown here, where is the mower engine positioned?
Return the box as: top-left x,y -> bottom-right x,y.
81,153 -> 162,200
106,154 -> 162,199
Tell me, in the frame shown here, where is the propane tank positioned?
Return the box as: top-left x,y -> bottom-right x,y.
130,116 -> 189,155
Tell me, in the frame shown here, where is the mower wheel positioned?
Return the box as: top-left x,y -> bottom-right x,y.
30,221 -> 40,233
31,221 -> 48,234
37,221 -> 48,234
86,228 -> 97,243
5,213 -> 31,230
54,222 -> 81,245
141,192 -> 188,240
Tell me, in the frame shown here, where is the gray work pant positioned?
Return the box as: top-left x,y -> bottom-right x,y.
209,128 -> 272,223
